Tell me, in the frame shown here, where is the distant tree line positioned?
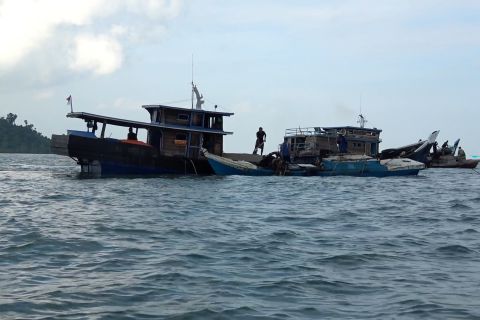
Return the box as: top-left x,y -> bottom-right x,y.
0,113 -> 51,153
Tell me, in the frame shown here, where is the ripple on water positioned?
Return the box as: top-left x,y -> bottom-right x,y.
435,244 -> 476,256
318,253 -> 397,267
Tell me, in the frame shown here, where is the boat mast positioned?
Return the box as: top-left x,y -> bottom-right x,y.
191,54 -> 194,109
357,94 -> 367,128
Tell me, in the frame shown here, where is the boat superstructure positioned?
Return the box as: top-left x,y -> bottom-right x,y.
283,124 -> 382,163
51,85 -> 234,175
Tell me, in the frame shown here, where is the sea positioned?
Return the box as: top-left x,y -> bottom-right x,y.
1,153 -> 480,320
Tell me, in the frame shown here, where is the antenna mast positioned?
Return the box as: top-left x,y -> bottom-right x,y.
357,94 -> 367,128
191,54 -> 194,109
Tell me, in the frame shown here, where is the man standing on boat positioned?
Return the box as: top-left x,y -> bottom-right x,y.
253,127 -> 266,155
457,146 -> 466,160
280,140 -> 290,162
337,133 -> 348,153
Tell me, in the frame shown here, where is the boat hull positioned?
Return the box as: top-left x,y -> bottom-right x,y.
51,134 -> 214,176
319,157 -> 424,177
205,152 -> 273,176
429,157 -> 479,169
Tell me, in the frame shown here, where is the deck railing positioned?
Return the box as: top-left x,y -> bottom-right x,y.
284,127 -> 327,137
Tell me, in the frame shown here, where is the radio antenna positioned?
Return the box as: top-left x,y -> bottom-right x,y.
191,54 -> 194,109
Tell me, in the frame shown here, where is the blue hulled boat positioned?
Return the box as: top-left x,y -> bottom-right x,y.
204,150 -> 424,177
203,150 -> 320,176
319,155 -> 425,177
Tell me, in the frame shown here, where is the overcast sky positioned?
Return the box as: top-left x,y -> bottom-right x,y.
1,0 -> 479,155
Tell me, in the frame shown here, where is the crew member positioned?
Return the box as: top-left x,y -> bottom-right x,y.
253,127 -> 266,155
457,146 -> 466,160
337,134 -> 348,153
280,140 -> 290,162
127,127 -> 137,140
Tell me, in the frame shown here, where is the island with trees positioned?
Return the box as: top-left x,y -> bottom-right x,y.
0,113 -> 51,153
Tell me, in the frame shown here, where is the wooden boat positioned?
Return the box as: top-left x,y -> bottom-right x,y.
430,157 -> 479,168
204,150 -> 424,177
203,149 -> 320,176
379,130 -> 439,165
203,150 -> 274,176
283,123 -> 382,162
278,115 -> 424,177
319,154 -> 425,177
429,139 -> 479,168
51,84 -> 234,176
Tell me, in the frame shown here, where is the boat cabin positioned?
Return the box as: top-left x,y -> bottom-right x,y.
64,104 -> 233,160
143,104 -> 233,158
284,125 -> 382,161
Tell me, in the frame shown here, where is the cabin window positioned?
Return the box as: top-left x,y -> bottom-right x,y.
174,133 -> 187,146
175,133 -> 187,140
213,116 -> 223,129
192,113 -> 203,126
177,114 -> 189,121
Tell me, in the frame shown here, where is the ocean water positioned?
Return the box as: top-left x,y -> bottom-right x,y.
1,153 -> 480,320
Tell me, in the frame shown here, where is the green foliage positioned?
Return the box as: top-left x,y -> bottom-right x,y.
0,114 -> 51,154
6,113 -> 17,125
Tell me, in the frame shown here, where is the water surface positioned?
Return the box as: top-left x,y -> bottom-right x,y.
1,154 -> 480,319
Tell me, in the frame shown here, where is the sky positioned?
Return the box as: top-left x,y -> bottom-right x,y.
0,0 -> 479,156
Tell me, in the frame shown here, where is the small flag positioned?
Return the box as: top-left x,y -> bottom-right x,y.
66,95 -> 73,113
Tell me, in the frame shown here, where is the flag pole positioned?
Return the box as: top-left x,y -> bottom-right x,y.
66,95 -> 73,113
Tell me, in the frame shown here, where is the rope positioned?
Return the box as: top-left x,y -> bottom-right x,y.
360,159 -> 367,176
190,159 -> 198,175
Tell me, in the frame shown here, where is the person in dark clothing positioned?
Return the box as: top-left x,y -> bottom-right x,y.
280,141 -> 290,162
253,127 -> 266,155
457,146 -> 466,160
337,134 -> 347,153
441,140 -> 450,155
127,127 -> 137,140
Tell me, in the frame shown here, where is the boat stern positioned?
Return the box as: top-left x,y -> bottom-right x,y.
51,134 -> 70,156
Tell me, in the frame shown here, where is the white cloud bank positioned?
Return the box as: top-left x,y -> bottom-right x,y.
69,34 -> 123,75
0,0 -> 181,75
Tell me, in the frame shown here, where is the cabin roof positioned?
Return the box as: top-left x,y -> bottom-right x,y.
67,112 -> 233,135
142,104 -> 234,116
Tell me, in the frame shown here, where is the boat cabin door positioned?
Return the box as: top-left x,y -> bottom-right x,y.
370,143 -> 377,156
188,133 -> 201,158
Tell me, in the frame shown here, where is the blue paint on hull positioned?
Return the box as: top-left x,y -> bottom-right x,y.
207,159 -> 273,176
319,159 -> 420,177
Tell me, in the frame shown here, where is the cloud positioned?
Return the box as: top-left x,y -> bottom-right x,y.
0,0 -> 182,76
69,34 -> 123,75
0,0 -> 107,69
34,89 -> 55,100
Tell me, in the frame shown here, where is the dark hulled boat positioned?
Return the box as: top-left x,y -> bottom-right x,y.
51,88 -> 234,176
379,130 -> 439,165
429,139 -> 479,168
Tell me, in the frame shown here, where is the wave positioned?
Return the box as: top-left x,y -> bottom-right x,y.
435,244 -> 475,255
319,253 -> 395,266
